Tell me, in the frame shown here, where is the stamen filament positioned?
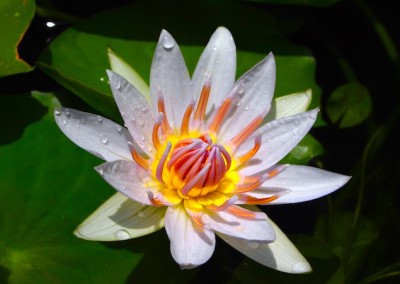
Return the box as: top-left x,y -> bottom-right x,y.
230,115 -> 264,147
180,101 -> 195,135
238,194 -> 279,205
194,82 -> 211,122
180,164 -> 211,196
156,142 -> 172,183
152,113 -> 164,150
157,95 -> 171,134
129,143 -> 149,171
235,174 -> 268,193
208,96 -> 233,133
237,136 -> 261,166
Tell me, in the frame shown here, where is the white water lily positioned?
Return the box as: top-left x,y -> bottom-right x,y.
54,27 -> 350,273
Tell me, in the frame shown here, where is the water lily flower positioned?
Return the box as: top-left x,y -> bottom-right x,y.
54,27 -> 350,272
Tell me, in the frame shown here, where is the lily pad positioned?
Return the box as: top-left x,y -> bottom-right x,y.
281,134 -> 324,165
326,82 -> 373,128
0,91 -> 142,283
0,0 -> 35,77
37,0 -> 323,125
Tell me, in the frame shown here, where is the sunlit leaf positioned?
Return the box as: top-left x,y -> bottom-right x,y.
0,0 -> 34,77
37,0 -> 323,125
281,134 -> 324,165
326,82 -> 373,128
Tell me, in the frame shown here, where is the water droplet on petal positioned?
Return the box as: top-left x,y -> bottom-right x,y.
244,105 -> 250,111
310,111 -> 318,119
100,134 -> 109,144
62,119 -> 67,125
237,86 -> 245,95
65,109 -> 70,117
162,35 -> 175,50
140,136 -> 145,141
54,109 -> 61,116
268,138 -> 272,143
141,107 -> 147,112
138,120 -> 144,126
116,125 -> 122,132
282,99 -> 286,103
212,46 -> 217,51
96,115 -> 103,123
247,241 -> 259,249
236,101 -> 241,107
114,79 -> 122,90
294,120 -> 299,125
80,118 -> 85,124
138,211 -> 145,218
114,229 -> 131,240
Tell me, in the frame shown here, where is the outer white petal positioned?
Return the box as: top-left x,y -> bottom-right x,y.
237,109 -> 319,176
250,165 -> 351,204
74,192 -> 166,241
165,205 -> 216,269
96,160 -> 156,205
203,209 -> 275,242
150,30 -> 191,129
107,70 -> 155,156
54,108 -> 132,161
108,47 -> 150,102
218,216 -> 311,273
218,53 -> 276,141
191,27 -> 236,117
264,89 -> 312,122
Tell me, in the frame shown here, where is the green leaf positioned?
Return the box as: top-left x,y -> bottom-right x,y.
315,212 -> 379,279
326,82 -> 373,128
0,0 -> 35,77
281,134 -> 324,165
37,0 -> 323,125
0,91 -> 142,283
230,234 -> 344,284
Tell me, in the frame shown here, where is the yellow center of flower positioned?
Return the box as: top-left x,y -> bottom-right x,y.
130,82 -> 283,222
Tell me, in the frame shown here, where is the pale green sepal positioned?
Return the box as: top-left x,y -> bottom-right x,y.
265,89 -> 312,122
74,192 -> 165,241
107,47 -> 151,102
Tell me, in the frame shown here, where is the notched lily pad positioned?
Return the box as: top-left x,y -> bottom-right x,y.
326,82 -> 372,128
0,0 -> 35,77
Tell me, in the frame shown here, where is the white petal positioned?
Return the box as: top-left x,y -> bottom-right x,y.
96,160 -> 156,205
203,209 -> 275,242
74,192 -> 166,241
191,27 -> 236,117
108,47 -> 150,102
252,165 -> 351,204
54,108 -> 132,161
150,30 -> 191,129
107,70 -> 155,156
237,109 -> 319,176
218,53 -> 276,141
165,205 -> 216,269
264,89 -> 312,122
218,216 -> 311,273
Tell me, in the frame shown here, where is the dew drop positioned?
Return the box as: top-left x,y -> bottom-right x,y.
116,125 -> 122,132
80,118 -> 85,124
268,138 -> 272,143
114,80 -> 122,90
100,134 -> 109,144
141,107 -> 147,112
114,229 -> 131,240
244,105 -> 250,111
65,109 -> 70,117
96,115 -> 103,123
138,211 -> 145,218
247,241 -> 259,249
237,86 -> 245,95
310,111 -> 318,119
162,35 -> 175,50
54,108 -> 61,116
121,185 -> 126,191
62,119 -> 67,125
74,123 -> 80,129
100,77 -> 105,82
212,46 -> 217,51
138,120 -> 144,126
236,101 -> 241,107
140,136 -> 145,141
282,99 -> 286,103
294,120 -> 299,125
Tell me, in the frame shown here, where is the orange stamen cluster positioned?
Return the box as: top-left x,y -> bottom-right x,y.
129,81 -> 285,225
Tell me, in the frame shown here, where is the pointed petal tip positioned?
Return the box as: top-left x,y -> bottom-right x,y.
291,261 -> 312,274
